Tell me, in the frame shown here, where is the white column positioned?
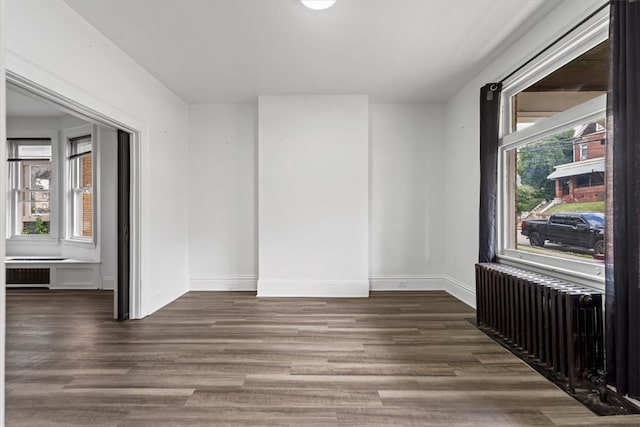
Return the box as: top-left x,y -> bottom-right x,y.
258,95 -> 369,297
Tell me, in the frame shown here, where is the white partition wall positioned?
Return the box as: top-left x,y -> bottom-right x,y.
5,0 -> 190,317
258,96 -> 369,297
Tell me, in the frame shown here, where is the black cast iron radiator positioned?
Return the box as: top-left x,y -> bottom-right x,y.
6,268 -> 50,285
475,262 -> 604,392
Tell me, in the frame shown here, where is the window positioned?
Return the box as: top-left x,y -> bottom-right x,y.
7,139 -> 53,236
580,144 -> 588,161
7,128 -> 97,244
68,135 -> 94,240
498,6 -> 609,286
511,39 -> 608,131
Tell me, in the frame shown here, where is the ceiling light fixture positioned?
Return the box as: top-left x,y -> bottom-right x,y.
301,0 -> 336,11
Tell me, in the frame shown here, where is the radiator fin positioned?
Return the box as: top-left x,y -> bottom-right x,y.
475,263 -> 604,391
6,268 -> 51,285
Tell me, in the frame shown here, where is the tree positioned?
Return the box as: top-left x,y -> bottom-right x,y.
516,130 -> 574,201
31,166 -> 51,190
34,216 -> 49,234
516,184 -> 543,214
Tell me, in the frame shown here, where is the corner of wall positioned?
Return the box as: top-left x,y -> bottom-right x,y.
146,279 -> 189,316
369,274 -> 476,308
442,275 -> 476,309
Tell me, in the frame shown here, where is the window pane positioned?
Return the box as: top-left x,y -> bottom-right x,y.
8,139 -> 54,237
73,190 -> 93,238
512,41 -> 608,131
71,154 -> 92,190
71,150 -> 93,239
28,191 -> 51,214
82,192 -> 93,237
81,155 -> 92,188
19,190 -> 51,235
17,144 -> 51,159
74,140 -> 92,155
29,165 -> 51,190
513,120 -> 606,262
20,217 -> 50,235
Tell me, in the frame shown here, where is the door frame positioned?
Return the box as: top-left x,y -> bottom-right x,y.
5,71 -> 143,319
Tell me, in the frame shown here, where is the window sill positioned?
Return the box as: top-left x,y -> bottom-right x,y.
62,239 -> 96,249
498,249 -> 605,291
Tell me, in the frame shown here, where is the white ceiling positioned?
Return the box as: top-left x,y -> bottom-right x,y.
65,0 -> 555,104
7,87 -> 68,118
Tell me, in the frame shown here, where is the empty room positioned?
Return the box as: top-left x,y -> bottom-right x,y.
1,0 -> 640,426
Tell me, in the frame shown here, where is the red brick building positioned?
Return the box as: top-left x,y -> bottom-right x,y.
547,124 -> 605,203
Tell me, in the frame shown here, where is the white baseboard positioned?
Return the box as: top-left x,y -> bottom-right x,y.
257,279 -> 370,297
147,280 -> 189,315
442,275 -> 476,309
185,274 -> 476,307
101,276 -> 115,290
369,275 -> 448,291
49,282 -> 98,290
190,276 -> 257,291
370,274 -> 476,308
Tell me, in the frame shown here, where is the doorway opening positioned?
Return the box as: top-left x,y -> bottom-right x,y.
5,74 -> 141,320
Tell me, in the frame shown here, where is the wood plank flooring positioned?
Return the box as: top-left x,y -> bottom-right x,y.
5,290 -> 640,426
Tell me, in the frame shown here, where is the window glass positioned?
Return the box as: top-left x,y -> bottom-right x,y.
500,8 -> 610,282
8,140 -> 53,236
512,40 -> 608,131
18,144 -> 51,159
513,118 -> 606,261
69,136 -> 93,239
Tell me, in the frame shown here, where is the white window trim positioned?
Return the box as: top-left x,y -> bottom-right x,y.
496,5 -> 609,291
501,95 -> 606,149
63,124 -> 97,246
6,130 -> 60,242
499,8 -> 609,116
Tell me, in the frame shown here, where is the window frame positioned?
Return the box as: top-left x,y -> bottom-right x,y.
64,124 -> 97,246
496,6 -> 609,290
580,144 -> 588,161
6,131 -> 59,241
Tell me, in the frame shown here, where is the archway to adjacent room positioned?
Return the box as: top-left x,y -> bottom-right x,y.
5,73 -> 141,320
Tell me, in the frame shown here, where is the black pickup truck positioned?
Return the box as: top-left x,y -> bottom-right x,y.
521,212 -> 604,255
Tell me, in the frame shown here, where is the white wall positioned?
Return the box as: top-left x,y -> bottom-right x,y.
1,1 -> 6,422
188,104 -> 258,290
258,95 -> 369,297
5,0 -> 190,316
187,102 -> 447,294
369,104 -> 446,289
441,0 -> 605,296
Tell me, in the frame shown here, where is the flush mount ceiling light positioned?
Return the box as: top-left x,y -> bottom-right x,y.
301,0 -> 337,10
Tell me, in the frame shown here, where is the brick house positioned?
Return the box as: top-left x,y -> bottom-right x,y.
547,123 -> 605,203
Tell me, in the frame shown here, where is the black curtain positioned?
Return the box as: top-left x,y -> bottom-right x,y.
479,83 -> 502,263
606,0 -> 640,399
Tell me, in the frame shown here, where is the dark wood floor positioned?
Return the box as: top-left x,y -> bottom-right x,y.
5,290 -> 640,426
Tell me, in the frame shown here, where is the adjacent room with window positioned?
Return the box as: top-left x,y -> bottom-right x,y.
5,87 -> 118,297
